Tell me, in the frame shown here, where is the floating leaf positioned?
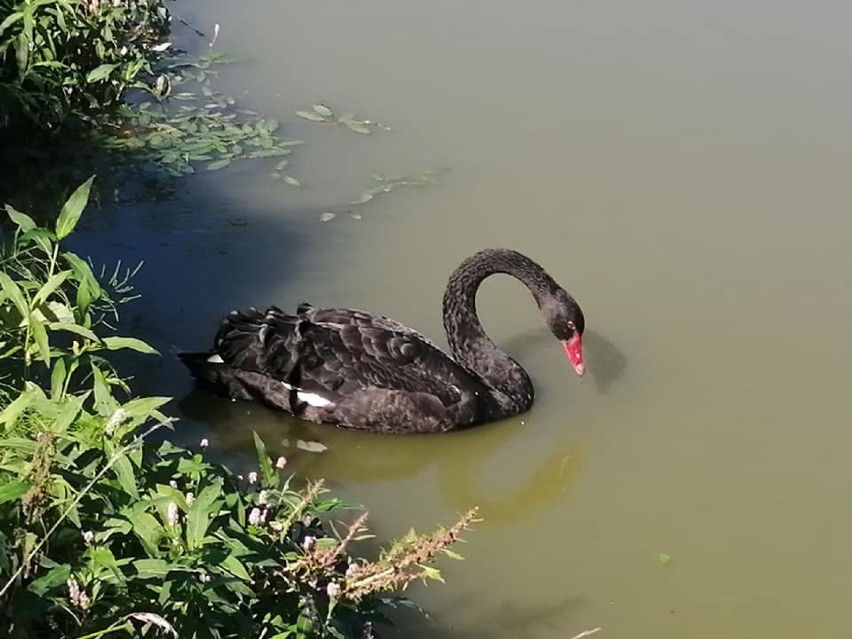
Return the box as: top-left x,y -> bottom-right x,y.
343,121 -> 372,135
296,440 -> 328,453
349,210 -> 362,221
248,148 -> 292,159
295,110 -> 329,122
350,192 -> 374,206
282,175 -> 301,187
319,212 -> 336,223
206,158 -> 232,171
658,553 -> 673,566
312,103 -> 333,117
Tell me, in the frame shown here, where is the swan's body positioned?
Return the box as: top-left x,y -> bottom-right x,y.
179,249 -> 586,434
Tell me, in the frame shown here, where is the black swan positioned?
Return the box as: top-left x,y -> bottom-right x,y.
178,249 -> 585,434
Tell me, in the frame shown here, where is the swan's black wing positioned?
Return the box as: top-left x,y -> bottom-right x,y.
295,302 -> 441,348
188,305 -> 494,432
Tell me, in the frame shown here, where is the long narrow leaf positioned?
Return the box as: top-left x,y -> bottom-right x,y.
253,432 -> 275,486
56,176 -> 95,240
33,271 -> 71,306
0,481 -> 30,505
62,252 -> 102,298
100,336 -> 159,355
104,440 -> 139,499
86,63 -> 117,83
186,479 -> 223,550
0,11 -> 23,40
0,272 -> 29,318
29,314 -> 50,365
47,322 -> 99,343
128,511 -> 165,557
132,558 -> 175,579
5,205 -> 35,231
0,386 -> 37,426
50,357 -> 67,400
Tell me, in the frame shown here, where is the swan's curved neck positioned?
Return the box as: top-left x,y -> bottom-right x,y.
442,249 -> 561,416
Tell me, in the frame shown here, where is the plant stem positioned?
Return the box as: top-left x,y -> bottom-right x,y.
75,621 -> 133,639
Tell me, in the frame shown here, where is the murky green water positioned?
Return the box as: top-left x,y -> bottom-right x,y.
71,0 -> 852,635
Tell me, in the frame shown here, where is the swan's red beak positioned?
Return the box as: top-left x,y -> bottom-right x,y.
563,334 -> 585,376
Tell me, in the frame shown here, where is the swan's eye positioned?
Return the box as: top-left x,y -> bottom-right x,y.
566,321 -> 575,331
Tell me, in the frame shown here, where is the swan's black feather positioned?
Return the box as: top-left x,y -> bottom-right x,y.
179,249 -> 586,434
184,305 -> 493,432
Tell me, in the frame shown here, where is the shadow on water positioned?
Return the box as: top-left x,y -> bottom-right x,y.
384,591 -> 587,639
503,327 -> 628,396
180,388 -> 588,525
62,186 -> 331,415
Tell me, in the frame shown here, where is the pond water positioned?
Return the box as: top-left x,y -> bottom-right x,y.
70,0 -> 852,636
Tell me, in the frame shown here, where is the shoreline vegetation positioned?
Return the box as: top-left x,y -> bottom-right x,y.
1,1 -> 475,637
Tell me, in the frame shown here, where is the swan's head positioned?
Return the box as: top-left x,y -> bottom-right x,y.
541,288 -> 586,376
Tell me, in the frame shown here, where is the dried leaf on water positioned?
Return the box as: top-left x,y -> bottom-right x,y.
319,212 -> 337,223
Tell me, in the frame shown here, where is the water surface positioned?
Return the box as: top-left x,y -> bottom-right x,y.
73,0 -> 852,636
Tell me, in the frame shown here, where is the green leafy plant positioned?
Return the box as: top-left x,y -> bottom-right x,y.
0,0 -> 170,134
0,179 -> 477,638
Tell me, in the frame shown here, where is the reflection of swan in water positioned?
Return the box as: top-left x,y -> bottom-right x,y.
178,388 -> 585,528
176,328 -> 627,527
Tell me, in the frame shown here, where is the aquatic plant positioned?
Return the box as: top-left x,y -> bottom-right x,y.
0,179 -> 476,638
0,0 -> 170,134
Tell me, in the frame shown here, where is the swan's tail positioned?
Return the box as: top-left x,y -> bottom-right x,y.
177,306 -> 305,405
178,350 -> 225,385
178,350 -> 256,402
